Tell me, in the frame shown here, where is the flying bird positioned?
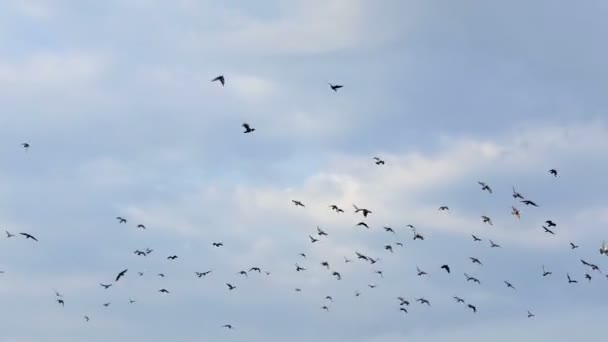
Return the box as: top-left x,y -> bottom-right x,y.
57,298 -> 64,307
137,224 -> 146,229
328,83 -> 343,92
242,123 -> 255,133
383,226 -> 395,234
309,235 -> 319,243
226,283 -> 236,290
211,75 -> 225,86
167,255 -> 178,260
353,204 -> 372,217
438,206 -> 449,211
295,264 -> 306,272
385,245 -> 393,253
441,264 -> 451,273
527,310 -> 535,318
332,271 -> 341,280
548,169 -> 558,177
542,225 -> 555,235
356,221 -> 369,229
21,142 -> 30,151
504,281 -> 516,290
512,186 -> 524,199
222,324 -> 234,330
373,157 -> 385,165
116,216 -> 127,223
521,200 -> 539,207
542,265 -> 552,277
212,242 -> 223,247
511,206 -> 521,219
416,298 -> 430,306
454,296 -> 465,304
329,204 -> 344,213
158,288 -> 170,294
19,233 -> 38,241
292,200 -> 305,207
115,269 -> 128,282
469,257 -> 483,265
545,220 -> 557,227
84,315 -> 90,322
471,234 -> 482,242
489,240 -> 501,248
416,266 -> 427,276
567,273 -> 578,284
100,283 -> 112,289
481,216 -> 493,225
570,242 -> 579,249
465,273 -> 481,284
317,226 -> 328,236
6,231 -> 15,238
467,304 -> 477,313
478,181 -> 492,193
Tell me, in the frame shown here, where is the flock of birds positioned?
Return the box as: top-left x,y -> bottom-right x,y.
4,76 -> 608,334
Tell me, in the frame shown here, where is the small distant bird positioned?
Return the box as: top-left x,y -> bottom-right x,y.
292,200 -> 305,207
601,241 -> 608,255
504,281 -> 516,290
512,186 -> 524,199
511,206 -> 521,220
158,288 -> 170,294
249,267 -> 261,273
20,233 -> 38,241
21,142 -> 31,151
299,253 -> 307,258
374,270 -> 384,278
100,283 -> 112,289
103,303 -> 111,307
6,231 -> 15,238
548,169 -> 558,177
369,257 -> 380,264
211,75 -> 225,86
542,226 -> 555,235
400,307 -> 408,314
317,226 -> 328,236
368,284 -> 377,289
481,216 -> 493,225
116,216 -> 127,223
545,220 -> 556,227
567,273 -> 577,284
489,240 -> 501,248
226,283 -> 236,290
309,235 -> 319,243
320,261 -> 330,269
354,290 -> 361,297
321,305 -> 329,311
238,270 -> 248,277
570,242 -> 579,249
416,298 -> 430,306
167,255 -> 178,260
137,224 -> 146,229
157,273 -> 165,277
398,297 -> 410,306
478,181 -> 492,194
353,204 -> 372,217
438,206 -> 449,211
385,245 -> 393,253
222,324 -> 233,330
521,200 -> 539,207
383,226 -> 395,234
242,123 -> 255,133
356,222 -> 369,229
295,264 -> 306,272
527,310 -> 535,318
84,315 -> 90,322
413,232 -> 425,240
295,288 -> 302,292
325,295 -> 333,302
57,298 -> 64,306
454,296 -> 465,304
329,204 -> 344,213
212,242 -> 223,247
416,266 -> 427,276
465,273 -> 481,284
472,234 -> 482,242
469,257 -> 483,265
328,83 -> 343,92
441,264 -> 451,273
115,269 -> 128,282
395,242 -> 404,247
373,157 -> 385,165
344,256 -> 353,263
129,298 -> 136,303
195,271 -> 212,277
467,304 -> 477,313
585,273 -> 592,282
332,271 -> 341,280
542,265 -> 552,277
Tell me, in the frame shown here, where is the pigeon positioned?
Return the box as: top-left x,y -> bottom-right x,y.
21,142 -> 30,151
211,75 -> 225,86
467,304 -> 477,313
292,200 -> 305,207
116,216 -> 127,223
481,216 -> 493,225
373,157 -> 385,165
328,83 -> 343,92
471,234 -> 482,242
353,204 -> 372,217
19,233 -> 38,241
542,265 -> 552,277
521,200 -> 539,207
478,181 -> 492,193
548,169 -> 558,177
512,186 -> 524,199
242,123 -> 255,133
570,242 -> 579,250
441,264 -> 451,273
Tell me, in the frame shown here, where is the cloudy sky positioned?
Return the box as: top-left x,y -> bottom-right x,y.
1,1 -> 608,341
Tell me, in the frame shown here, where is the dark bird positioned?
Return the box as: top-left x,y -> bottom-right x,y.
504,281 -> 516,290
373,157 -> 385,165
567,273 -> 578,284
57,298 -> 64,306
527,310 -> 535,318
454,296 -> 465,304
134,250 -> 146,256
465,273 -> 481,284
158,288 -> 170,294
570,242 -> 579,249
441,264 -> 451,273
100,283 -> 112,289
211,75 -> 225,86
212,242 -> 223,247
356,221 -> 369,229
413,232 -> 425,241
332,271 -> 341,280
103,303 -> 111,307
238,270 -> 248,277
398,297 -> 410,306
355,252 -> 369,261
321,305 -> 330,311
385,245 -> 393,253
328,83 -> 343,92
167,255 -> 178,260
395,242 -> 404,247
6,230 -> 15,238
309,235 -> 319,243
521,200 -> 539,207
369,257 -> 380,264
138,272 -> 144,276
467,304 -> 477,313
399,307 -> 408,314
469,257 -> 483,265
226,283 -> 236,290
295,263 -> 306,272
512,186 -> 524,199
542,265 -> 552,277
585,273 -> 592,282
329,204 -> 344,213
157,273 -> 165,277
137,224 -> 146,229
344,256 -> 353,263
242,123 -> 255,133
472,234 -> 482,242
416,298 -> 430,306
581,259 -> 601,272
21,142 -> 30,150
383,226 -> 395,234
129,298 -> 136,303
438,206 -> 449,211
84,315 -> 90,322
222,324 -> 234,330
481,216 -> 493,225
320,261 -> 330,269
478,181 -> 492,194
542,225 -> 555,235
368,284 -> 377,289
511,206 -> 521,220
195,271 -> 212,277
416,266 -> 427,276
317,226 -> 328,236
295,288 -> 302,292
115,269 -> 128,282
19,233 -> 38,241
353,204 -> 372,217
545,220 -> 556,227
249,267 -> 261,273
292,200 -> 305,207
325,296 -> 333,302
375,270 -> 384,278
548,169 -> 558,177
354,290 -> 361,297
116,216 -> 127,223
489,240 -> 501,248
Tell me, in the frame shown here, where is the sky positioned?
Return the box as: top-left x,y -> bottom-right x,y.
1,1 -> 608,341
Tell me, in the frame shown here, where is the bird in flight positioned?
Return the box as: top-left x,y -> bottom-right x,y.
211,75 -> 225,86
464,273 -> 481,284
512,186 -> 524,199
295,264 -> 306,272
309,235 -> 319,243
57,298 -> 65,307
116,216 -> 127,223
542,226 -> 555,235
242,123 -> 255,133
416,266 -> 427,276
521,200 -> 539,207
454,296 -> 465,304
527,310 -> 535,318
545,220 -> 556,227
570,242 -> 579,249
84,315 -> 90,322
195,271 -> 212,278
489,240 -> 501,248
585,273 -> 592,282
384,245 -> 393,253
212,242 -> 223,247
398,297 -> 410,306
103,302 -> 111,307
21,142 -> 30,151
137,224 -> 146,229
222,324 -> 234,330
471,234 -> 482,242
356,221 -> 369,229
416,298 -> 430,306
504,281 -> 516,290
600,241 -> 608,255
478,181 -> 492,194
469,257 -> 483,266
567,273 -> 578,284
511,206 -> 521,220
548,169 -> 558,177
226,283 -> 236,290
481,216 -> 493,226
316,226 -> 327,236
6,230 -> 15,238
383,226 -> 395,234
328,83 -> 343,92
467,304 -> 477,313
438,206 -> 449,211
329,204 -> 344,213
158,288 -> 170,294
167,255 -> 178,260
542,265 -> 552,277
115,269 -> 128,282
20,233 -> 38,241
373,157 -> 385,165
441,264 -> 451,273
353,204 -> 372,217
100,283 -> 112,289
332,271 -> 341,280
292,200 -> 305,207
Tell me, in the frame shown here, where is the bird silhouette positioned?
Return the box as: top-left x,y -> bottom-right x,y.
521,200 -> 539,207
115,269 -> 128,282
137,224 -> 146,229
353,204 -> 372,217
527,310 -> 535,318
242,123 -> 255,133
292,200 -> 305,207
504,281 -> 516,290
469,257 -> 483,266
481,216 -> 493,225
542,265 -> 552,277
478,181 -> 492,193
467,304 -> 477,313
316,226 -> 328,236
454,296 -> 465,304
416,266 -> 427,276
328,83 -> 343,92
548,169 -> 558,177
212,242 -> 223,247
512,186 -> 524,199
373,157 -> 385,165
211,75 -> 225,86
471,234 -> 482,242
489,240 -> 501,248
226,283 -> 236,290
158,288 -> 170,294
21,142 -> 30,151
570,242 -> 579,249
441,264 -> 451,273
100,283 -> 112,289
6,231 -> 15,238
19,233 -> 38,241
567,273 -> 578,284
116,216 -> 127,223
542,226 -> 555,235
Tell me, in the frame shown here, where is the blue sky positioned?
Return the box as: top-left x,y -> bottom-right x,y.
1,1 -> 608,341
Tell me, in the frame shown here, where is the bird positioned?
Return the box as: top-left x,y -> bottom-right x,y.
548,169 -> 558,177
328,83 -> 343,92
542,265 -> 552,277
567,273 -> 578,283
373,157 -> 385,165
504,281 -> 516,290
542,226 -> 555,235
353,204 -> 372,217
454,296 -> 465,304
383,226 -> 395,234
580,259 -> 601,272
321,305 -> 330,312
369,257 -> 380,264
309,235 -> 319,243
481,216 -> 493,225
249,267 -> 261,273
222,324 -> 234,330
489,240 -> 501,248
134,250 -> 147,256
115,216 -> 127,223
469,257 -> 483,265
601,241 -> 608,255
438,206 -> 449,211
292,200 -> 305,207
467,304 -> 477,313
129,298 -> 136,304
238,270 -> 248,277
511,206 -> 521,219
344,256 -> 353,263
57,298 -> 65,306
570,242 -> 579,249
413,232 -> 425,240
512,186 -> 524,199
320,261 -> 330,269
325,295 -> 333,302
416,298 -> 430,306
21,142 -> 30,151
398,297 -> 410,306
212,242 -> 223,247
19,233 -> 38,241
374,270 -> 384,278
167,255 -> 178,260
195,271 -> 212,277
211,75 -> 225,86
299,253 -> 307,259
521,200 -> 539,207
356,221 -> 369,229
317,226 -> 328,236
332,271 -> 341,280
242,123 -> 255,133
6,230 -> 15,238
100,283 -> 112,289
137,224 -> 146,229
329,204 -> 344,213
399,307 -> 408,314
441,264 -> 451,273
395,242 -> 404,247
585,273 -> 592,282
294,288 -> 302,292
465,273 -> 481,284
84,315 -> 90,322
226,283 -> 236,290
354,290 -> 361,297
527,310 -> 535,318
295,264 -> 306,272
385,245 -> 393,253
115,269 -> 128,282
368,284 -> 377,289
545,220 -> 557,227
103,302 -> 111,307
158,288 -> 170,294
471,234 -> 482,242
416,266 -> 427,276
157,273 -> 165,277
478,181 -> 492,193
